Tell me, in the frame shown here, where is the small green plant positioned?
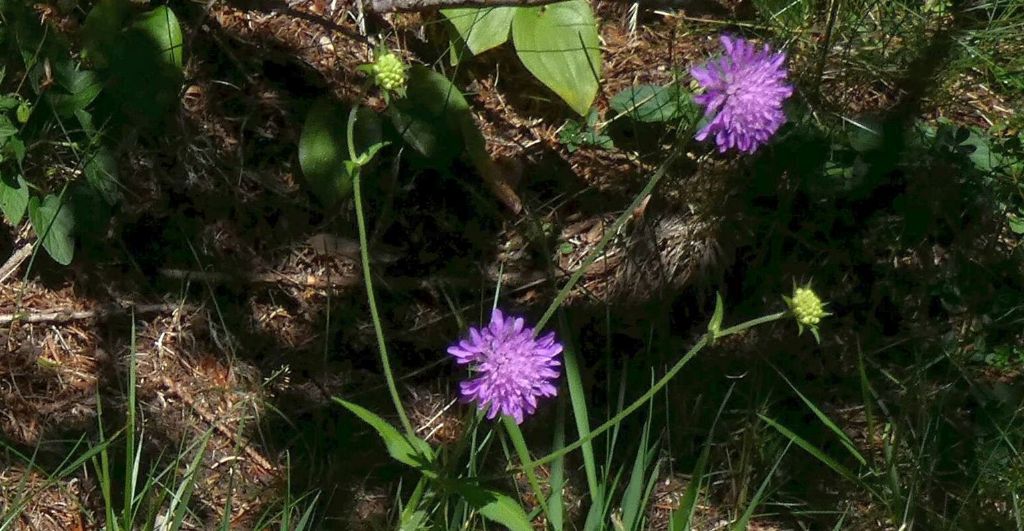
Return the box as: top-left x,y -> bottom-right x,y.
0,0 -> 183,265
558,108 -> 613,153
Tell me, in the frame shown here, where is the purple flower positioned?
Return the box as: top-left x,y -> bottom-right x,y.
447,309 -> 562,424
691,35 -> 794,153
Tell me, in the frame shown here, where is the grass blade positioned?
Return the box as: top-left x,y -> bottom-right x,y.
773,367 -> 866,465
758,414 -> 857,482
731,441 -> 790,531
671,383 -> 735,531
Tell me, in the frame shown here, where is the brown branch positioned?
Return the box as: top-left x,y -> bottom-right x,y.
0,244 -> 33,284
158,377 -> 276,473
0,303 -> 185,326
159,268 -> 361,289
368,0 -> 563,13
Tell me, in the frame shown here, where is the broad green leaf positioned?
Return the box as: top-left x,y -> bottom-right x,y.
299,101 -> 380,206
962,130 -> 1004,172
0,175 -> 29,225
82,0 -> 131,67
609,84 -> 694,123
28,194 -> 75,266
387,66 -> 500,203
131,6 -> 183,70
85,147 -> 121,205
387,66 -> 467,166
512,0 -> 601,116
453,481 -> 532,531
104,6 -> 184,125
333,398 -> 434,472
443,7 -> 515,56
847,117 -> 883,153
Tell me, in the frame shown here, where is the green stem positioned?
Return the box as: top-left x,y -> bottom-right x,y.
354,157 -> 413,435
503,417 -> 552,521
529,311 -> 789,469
718,311 -> 788,337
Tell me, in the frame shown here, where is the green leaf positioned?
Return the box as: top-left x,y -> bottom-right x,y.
3,136 -> 25,165
775,369 -> 867,465
82,0 -> 132,68
299,101 -> 380,206
104,6 -> 184,125
443,7 -> 515,56
758,414 -> 857,482
847,117 -> 883,153
962,130 -> 1004,172
0,116 -> 17,140
0,174 -> 29,225
558,108 -> 613,152
387,66 -> 468,166
512,0 -> 602,116
28,194 -> 75,266
0,95 -> 20,111
610,84 -> 694,123
707,292 -> 724,340
47,63 -> 103,117
131,6 -> 183,71
452,481 -> 532,531
85,147 -> 121,204
333,398 -> 434,473
732,442 -> 789,531
1009,212 -> 1024,235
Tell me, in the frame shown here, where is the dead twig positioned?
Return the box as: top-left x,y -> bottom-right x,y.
368,0 -> 561,12
159,268 -> 361,289
0,303 -> 185,325
0,244 -> 33,284
158,377 -> 276,473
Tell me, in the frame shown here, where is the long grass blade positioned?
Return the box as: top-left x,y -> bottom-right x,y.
671,383 -> 735,531
731,441 -> 790,531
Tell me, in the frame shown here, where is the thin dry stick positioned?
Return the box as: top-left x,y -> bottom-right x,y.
0,303 -> 184,325
0,244 -> 33,284
369,0 -> 559,12
158,377 -> 276,472
159,268 -> 360,289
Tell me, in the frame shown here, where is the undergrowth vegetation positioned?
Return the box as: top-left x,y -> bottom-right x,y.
1,0 -> 1023,529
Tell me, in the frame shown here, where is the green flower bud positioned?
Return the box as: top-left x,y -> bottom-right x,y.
16,102 -> 31,124
792,287 -> 826,326
783,283 -> 830,342
371,52 -> 406,93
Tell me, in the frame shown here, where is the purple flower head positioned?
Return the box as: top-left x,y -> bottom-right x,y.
447,309 -> 562,424
691,35 -> 794,153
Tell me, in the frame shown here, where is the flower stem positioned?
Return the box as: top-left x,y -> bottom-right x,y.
353,166 -> 414,436
529,310 -> 789,469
